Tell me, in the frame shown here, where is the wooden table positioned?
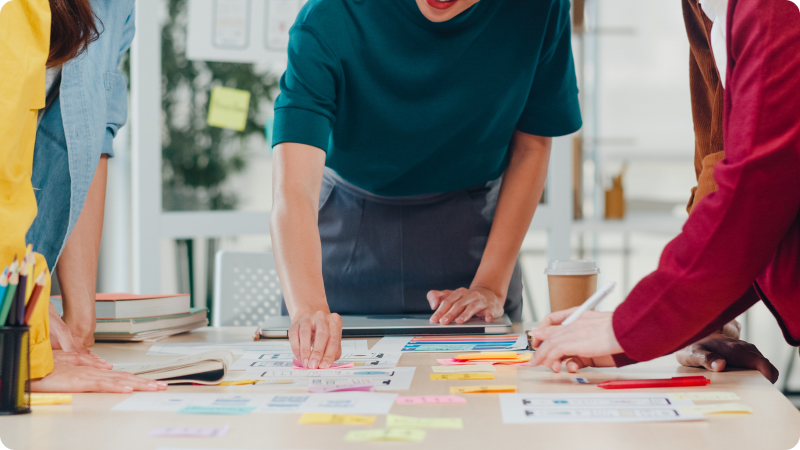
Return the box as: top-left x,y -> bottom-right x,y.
3,326 -> 799,450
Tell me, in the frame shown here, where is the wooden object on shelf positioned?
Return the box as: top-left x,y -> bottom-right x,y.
573,136 -> 583,220
573,0 -> 585,32
605,164 -> 627,220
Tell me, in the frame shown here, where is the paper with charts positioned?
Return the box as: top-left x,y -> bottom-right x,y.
232,367 -> 416,391
113,392 -> 396,415
370,335 -> 528,353
499,393 -> 705,424
146,340 -> 368,356
230,351 -> 402,371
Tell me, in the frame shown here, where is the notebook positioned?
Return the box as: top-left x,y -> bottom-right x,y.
51,293 -> 191,319
94,319 -> 209,342
113,350 -> 233,384
95,307 -> 208,333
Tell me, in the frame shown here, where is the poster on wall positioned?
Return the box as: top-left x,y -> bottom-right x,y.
187,0 -> 308,68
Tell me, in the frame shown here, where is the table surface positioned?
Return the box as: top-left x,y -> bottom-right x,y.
3,326 -> 799,450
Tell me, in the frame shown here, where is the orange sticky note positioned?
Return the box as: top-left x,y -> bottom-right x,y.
430,373 -> 494,381
450,385 -> 517,394
456,352 -> 517,360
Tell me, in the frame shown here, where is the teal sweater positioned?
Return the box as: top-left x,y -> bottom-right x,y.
273,0 -> 582,196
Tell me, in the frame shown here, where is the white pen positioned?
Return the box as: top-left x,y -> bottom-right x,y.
560,281 -> 616,326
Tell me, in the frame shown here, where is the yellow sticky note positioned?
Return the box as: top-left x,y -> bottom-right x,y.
386,414 -> 463,429
450,385 -> 517,394
298,413 -> 376,425
218,379 -> 262,386
456,352 -> 517,360
345,428 -> 426,442
207,86 -> 251,131
678,403 -> 753,415
669,392 -> 741,402
432,365 -> 496,373
431,373 -> 494,381
30,394 -> 72,405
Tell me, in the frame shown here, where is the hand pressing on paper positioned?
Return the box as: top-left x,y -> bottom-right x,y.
31,361 -> 168,393
529,307 -> 620,373
427,286 -> 504,325
676,327 -> 779,383
289,309 -> 343,369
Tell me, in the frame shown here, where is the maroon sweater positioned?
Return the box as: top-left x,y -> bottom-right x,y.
613,0 -> 800,364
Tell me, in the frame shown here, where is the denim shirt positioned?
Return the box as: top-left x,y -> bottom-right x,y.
27,0 -> 135,269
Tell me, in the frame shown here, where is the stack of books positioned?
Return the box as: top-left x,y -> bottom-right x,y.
51,293 -> 208,342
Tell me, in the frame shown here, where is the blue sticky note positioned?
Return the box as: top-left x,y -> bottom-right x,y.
177,405 -> 255,415
413,344 -> 476,351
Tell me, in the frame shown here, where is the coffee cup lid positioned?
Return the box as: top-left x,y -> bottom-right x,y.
544,260 -> 600,276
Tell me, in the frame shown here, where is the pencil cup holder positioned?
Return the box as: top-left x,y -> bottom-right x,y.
0,326 -> 31,415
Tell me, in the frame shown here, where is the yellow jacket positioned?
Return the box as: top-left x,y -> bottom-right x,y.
0,0 -> 54,380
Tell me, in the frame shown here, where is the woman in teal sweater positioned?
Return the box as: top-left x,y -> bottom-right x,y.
272,0 -> 582,368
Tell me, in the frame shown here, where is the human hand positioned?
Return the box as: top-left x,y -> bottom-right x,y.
675,332 -> 779,383
49,303 -> 99,358
529,308 -> 620,373
427,286 -> 504,325
31,361 -> 168,393
289,309 -> 343,369
52,349 -> 112,370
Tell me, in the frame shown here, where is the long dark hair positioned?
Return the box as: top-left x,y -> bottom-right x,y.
47,0 -> 103,68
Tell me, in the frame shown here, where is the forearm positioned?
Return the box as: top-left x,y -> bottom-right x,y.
270,144 -> 328,316
471,131 -> 551,297
59,155 -> 108,343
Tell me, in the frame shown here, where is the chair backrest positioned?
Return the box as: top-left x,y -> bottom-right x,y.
212,250 -> 283,327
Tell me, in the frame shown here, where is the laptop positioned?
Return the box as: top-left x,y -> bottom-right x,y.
257,314 -> 513,338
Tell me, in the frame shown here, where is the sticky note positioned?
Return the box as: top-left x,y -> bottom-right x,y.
396,395 -> 467,405
669,392 -> 740,401
30,393 -> 72,405
431,373 -> 494,381
177,405 -> 255,415
207,86 -> 250,131
678,403 -> 753,415
416,344 -> 476,351
386,414 -> 463,429
432,365 -> 496,373
450,385 -> 517,394
149,424 -> 230,438
456,352 -> 517,360
218,379 -> 262,386
345,428 -> 426,442
298,413 -> 376,425
308,383 -> 374,393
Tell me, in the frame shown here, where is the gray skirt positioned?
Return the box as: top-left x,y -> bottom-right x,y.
283,167 -> 523,322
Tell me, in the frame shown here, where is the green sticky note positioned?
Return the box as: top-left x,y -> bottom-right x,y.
415,344 -> 475,351
207,86 -> 251,131
177,405 -> 255,415
386,414 -> 463,429
345,428 -> 426,443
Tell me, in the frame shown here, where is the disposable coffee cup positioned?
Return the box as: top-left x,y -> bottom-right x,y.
544,260 -> 600,313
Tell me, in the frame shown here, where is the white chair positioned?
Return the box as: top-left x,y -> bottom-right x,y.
212,251 -> 283,327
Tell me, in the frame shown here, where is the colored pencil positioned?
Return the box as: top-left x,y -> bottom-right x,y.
24,249 -> 34,303
23,270 -> 47,326
14,258 -> 29,326
0,262 -> 19,326
0,268 -> 8,315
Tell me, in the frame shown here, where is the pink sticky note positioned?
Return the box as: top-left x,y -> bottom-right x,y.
396,395 -> 467,405
308,383 -> 375,393
292,359 -> 355,370
149,424 -> 230,438
436,359 -> 494,366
